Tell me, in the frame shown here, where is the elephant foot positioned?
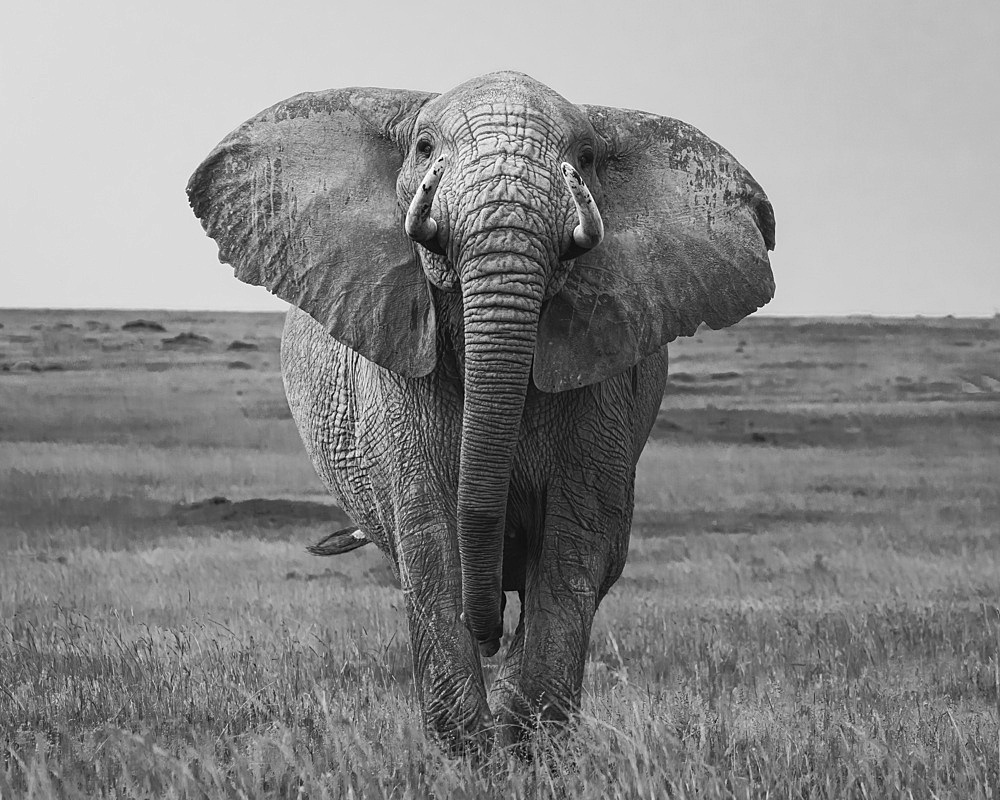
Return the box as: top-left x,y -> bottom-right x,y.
492,697 -> 532,754
423,694 -> 494,757
492,697 -> 575,758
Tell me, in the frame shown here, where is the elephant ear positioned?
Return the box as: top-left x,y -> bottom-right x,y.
188,88 -> 439,377
534,105 -> 775,392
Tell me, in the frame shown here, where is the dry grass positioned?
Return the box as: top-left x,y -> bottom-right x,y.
1,309 -> 999,797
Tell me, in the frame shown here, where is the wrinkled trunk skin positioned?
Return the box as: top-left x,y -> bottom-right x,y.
457,250 -> 544,654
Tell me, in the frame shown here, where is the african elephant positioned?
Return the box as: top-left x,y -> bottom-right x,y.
188,71 -> 774,750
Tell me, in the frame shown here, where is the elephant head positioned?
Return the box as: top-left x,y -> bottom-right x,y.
188,71 -> 774,656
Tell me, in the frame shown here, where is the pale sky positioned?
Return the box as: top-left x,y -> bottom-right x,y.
2,1 -> 998,316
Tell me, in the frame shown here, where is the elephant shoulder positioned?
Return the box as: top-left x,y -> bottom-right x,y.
281,307 -> 355,394
280,307 -> 356,443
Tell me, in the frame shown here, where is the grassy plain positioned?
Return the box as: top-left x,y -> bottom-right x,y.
1,308 -> 999,798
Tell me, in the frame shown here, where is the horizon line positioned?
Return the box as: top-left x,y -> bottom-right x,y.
3,307 -> 998,321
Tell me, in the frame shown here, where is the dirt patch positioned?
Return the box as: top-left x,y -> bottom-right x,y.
227,340 -> 259,351
284,562 -> 397,586
895,380 -> 958,396
653,408 -> 856,447
1,360 -> 69,373
242,400 -> 292,419
6,361 -> 39,372
5,494 -> 174,531
285,567 -> 337,582
172,496 -> 352,530
651,406 -> 1000,450
760,361 -> 865,370
811,483 -> 879,498
631,508 -> 851,537
665,371 -> 744,396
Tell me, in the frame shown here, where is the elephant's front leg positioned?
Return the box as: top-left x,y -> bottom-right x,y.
394,486 -> 492,750
493,483 -> 631,743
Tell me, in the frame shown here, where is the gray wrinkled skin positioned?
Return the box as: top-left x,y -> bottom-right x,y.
189,70 -> 774,752
282,302 -> 666,746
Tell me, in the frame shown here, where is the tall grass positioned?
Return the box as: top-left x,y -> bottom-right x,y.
2,538 -> 998,797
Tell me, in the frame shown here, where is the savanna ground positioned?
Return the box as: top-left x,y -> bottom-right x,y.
1,308 -> 999,798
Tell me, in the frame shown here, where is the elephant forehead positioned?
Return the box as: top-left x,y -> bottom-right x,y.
429,72 -> 585,133
447,105 -> 567,156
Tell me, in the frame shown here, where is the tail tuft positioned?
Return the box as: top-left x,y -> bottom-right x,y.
307,527 -> 370,556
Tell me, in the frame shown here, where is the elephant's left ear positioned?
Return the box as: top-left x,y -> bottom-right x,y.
188,88 -> 439,377
534,105 -> 775,392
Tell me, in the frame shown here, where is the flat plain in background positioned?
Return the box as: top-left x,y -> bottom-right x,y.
1,310 -> 998,796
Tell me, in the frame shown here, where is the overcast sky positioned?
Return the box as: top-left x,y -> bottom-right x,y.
2,1 -> 998,316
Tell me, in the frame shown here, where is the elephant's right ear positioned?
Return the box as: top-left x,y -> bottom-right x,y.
188,88 -> 438,377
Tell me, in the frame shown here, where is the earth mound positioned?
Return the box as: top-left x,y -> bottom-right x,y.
162,332 -> 211,348
122,319 -> 166,332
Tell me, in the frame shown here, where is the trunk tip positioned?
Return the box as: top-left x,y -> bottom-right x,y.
478,637 -> 501,657
460,611 -> 503,658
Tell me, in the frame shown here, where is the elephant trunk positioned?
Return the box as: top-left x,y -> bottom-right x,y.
457,252 -> 544,656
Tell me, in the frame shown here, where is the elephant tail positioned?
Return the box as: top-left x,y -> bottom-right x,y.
306,526 -> 370,556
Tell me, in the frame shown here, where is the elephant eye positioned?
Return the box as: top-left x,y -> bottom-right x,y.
577,147 -> 595,170
415,137 -> 434,159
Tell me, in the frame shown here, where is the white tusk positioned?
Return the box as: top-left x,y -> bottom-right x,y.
405,156 -> 446,244
561,162 -> 604,252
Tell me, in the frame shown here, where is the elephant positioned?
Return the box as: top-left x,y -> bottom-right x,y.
187,71 -> 774,751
